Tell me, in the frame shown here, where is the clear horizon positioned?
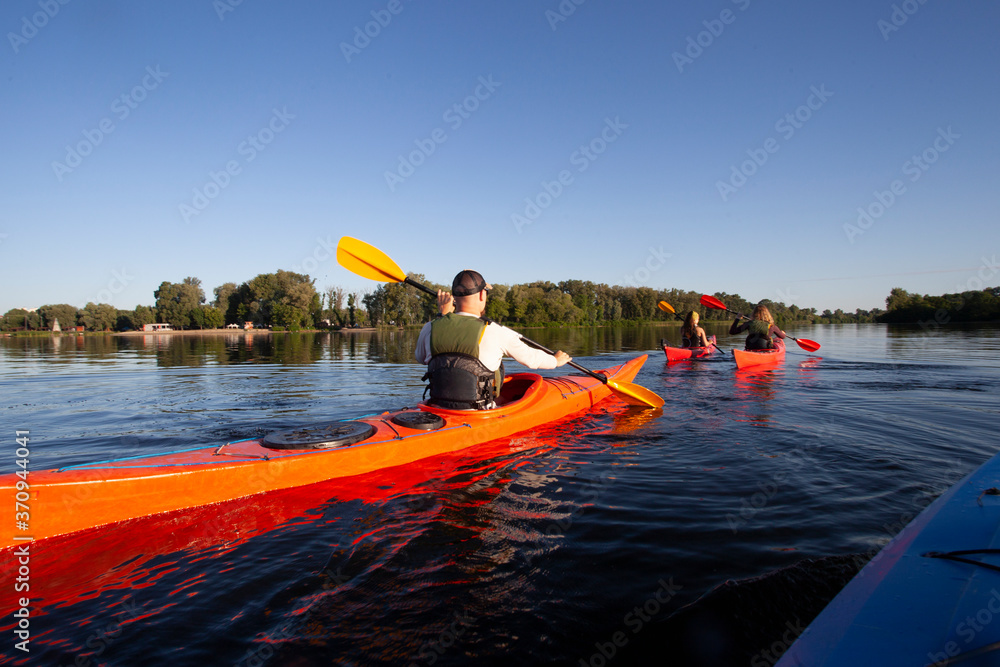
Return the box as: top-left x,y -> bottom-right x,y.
2,1 -> 997,315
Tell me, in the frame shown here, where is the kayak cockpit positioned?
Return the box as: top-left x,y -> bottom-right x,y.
496,374 -> 539,406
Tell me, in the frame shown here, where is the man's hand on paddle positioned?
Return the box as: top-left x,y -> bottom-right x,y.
437,290 -> 454,316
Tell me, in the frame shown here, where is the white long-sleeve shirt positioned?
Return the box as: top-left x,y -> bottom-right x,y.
414,312 -> 559,372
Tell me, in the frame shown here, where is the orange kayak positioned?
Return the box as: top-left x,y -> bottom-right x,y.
732,340 -> 786,369
662,335 -> 717,362
1,355 -> 646,549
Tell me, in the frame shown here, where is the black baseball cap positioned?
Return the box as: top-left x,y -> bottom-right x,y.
452,270 -> 492,297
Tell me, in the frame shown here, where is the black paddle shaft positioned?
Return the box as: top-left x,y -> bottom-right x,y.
408,278 -> 438,297
519,337 -> 607,385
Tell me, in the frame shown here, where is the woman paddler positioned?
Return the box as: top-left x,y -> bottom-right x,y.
729,304 -> 787,351
680,311 -> 710,349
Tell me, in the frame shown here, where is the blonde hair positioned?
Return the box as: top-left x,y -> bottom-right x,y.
752,304 -> 774,325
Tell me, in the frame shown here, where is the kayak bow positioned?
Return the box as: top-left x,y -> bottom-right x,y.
1,356 -> 647,548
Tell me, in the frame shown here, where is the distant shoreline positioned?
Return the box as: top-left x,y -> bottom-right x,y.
113,329 -> 272,336
111,327 -> 382,336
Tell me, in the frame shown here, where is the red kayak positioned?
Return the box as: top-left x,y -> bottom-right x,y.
662,335 -> 717,362
732,340 -> 786,369
1,356 -> 646,549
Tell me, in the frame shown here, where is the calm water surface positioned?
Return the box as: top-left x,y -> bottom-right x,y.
1,324 -> 998,665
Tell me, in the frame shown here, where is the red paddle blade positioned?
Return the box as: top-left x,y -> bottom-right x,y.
793,337 -> 821,352
700,294 -> 726,310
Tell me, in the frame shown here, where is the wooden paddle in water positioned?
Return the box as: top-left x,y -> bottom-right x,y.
699,294 -> 821,352
336,236 -> 665,408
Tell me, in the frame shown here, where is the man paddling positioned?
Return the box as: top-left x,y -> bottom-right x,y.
415,270 -> 572,409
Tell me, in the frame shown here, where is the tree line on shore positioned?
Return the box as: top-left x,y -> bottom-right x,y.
3,273 -> 996,333
879,286 -> 1000,324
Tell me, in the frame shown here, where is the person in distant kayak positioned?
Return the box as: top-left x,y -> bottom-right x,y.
680,311 -> 710,348
729,304 -> 786,350
415,270 -> 572,409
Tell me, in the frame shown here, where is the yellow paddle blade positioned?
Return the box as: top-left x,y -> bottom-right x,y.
657,300 -> 676,315
336,236 -> 407,283
608,379 -> 665,408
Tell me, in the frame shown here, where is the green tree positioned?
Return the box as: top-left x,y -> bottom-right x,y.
190,305 -> 225,329
634,287 -> 658,321
213,282 -> 237,311
560,280 -> 601,323
323,285 -> 347,326
542,288 -> 581,324
484,284 -> 509,322
115,310 -> 133,331
131,305 -> 156,329
271,303 -> 303,330
155,277 -> 206,329
505,284 -> 527,322
1,308 -> 40,331
228,270 -> 318,328
80,303 -> 118,331
885,287 -> 912,312
348,293 -> 359,326
38,304 -> 79,330
361,273 -> 433,326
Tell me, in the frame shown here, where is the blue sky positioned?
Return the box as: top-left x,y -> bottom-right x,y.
2,0 -> 997,315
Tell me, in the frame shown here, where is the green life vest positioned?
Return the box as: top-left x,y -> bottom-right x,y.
423,314 -> 503,409
745,319 -> 774,350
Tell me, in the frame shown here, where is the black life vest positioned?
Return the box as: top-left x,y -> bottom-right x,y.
421,314 -> 504,410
